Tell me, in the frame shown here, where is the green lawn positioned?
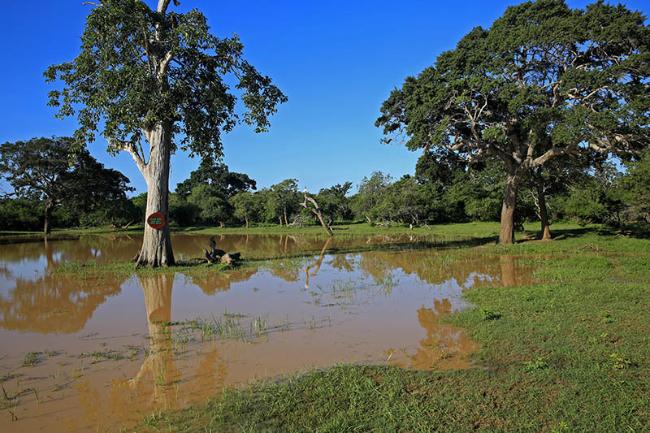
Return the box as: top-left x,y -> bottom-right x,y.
133,231 -> 650,433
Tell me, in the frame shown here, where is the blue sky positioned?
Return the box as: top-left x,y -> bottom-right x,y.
2,0 -> 648,195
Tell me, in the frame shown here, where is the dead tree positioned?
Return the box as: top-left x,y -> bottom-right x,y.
300,191 -> 333,237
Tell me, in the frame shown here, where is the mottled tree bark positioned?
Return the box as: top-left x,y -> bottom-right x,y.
499,173 -> 519,245
135,125 -> 175,267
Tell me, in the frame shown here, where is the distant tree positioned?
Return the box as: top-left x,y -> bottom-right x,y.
0,137 -> 133,234
0,199 -> 41,231
168,192 -> 200,227
522,155 -> 591,239
555,162 -> 624,225
176,157 -> 256,199
187,183 -> 231,226
131,193 -> 148,223
377,0 -> 649,243
46,0 -> 286,266
446,161 -> 506,222
619,149 -> 650,224
230,191 -> 260,227
316,182 -> 353,222
266,179 -> 300,225
379,176 -> 430,225
353,172 -> 392,223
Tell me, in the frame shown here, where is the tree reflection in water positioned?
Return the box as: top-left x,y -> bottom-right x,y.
72,274 -> 227,432
0,235 -> 535,433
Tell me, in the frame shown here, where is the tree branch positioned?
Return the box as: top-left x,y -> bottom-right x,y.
111,139 -> 147,175
157,0 -> 171,14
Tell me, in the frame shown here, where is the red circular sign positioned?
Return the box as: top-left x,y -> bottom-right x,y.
147,211 -> 167,230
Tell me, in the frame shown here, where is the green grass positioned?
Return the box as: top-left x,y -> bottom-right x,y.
0,221 -> 595,243
54,259 -> 235,277
176,221 -> 591,239
132,232 -> 650,433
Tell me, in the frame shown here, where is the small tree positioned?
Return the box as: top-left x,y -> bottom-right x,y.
230,191 -> 259,228
353,171 -> 392,224
377,0 -> 649,243
0,137 -> 132,234
266,179 -> 299,225
187,183 -> 230,226
46,0 -> 286,266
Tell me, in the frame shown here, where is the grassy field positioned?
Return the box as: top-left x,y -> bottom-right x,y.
0,220 -> 596,243
131,230 -> 650,433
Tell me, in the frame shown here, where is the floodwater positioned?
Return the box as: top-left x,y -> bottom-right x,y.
0,234 -> 532,432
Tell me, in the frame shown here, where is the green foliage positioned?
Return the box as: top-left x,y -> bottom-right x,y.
168,192 -> 200,227
0,137 -> 134,231
187,184 -> 230,225
446,161 -> 505,222
376,0 -> 649,237
45,0 -> 286,159
176,157 -> 256,199
316,182 -> 353,222
523,357 -> 549,372
619,149 -> 650,224
481,309 -> 502,321
265,179 -> 300,224
352,171 -> 392,222
553,163 -> 624,225
230,191 -> 262,226
0,199 -> 41,231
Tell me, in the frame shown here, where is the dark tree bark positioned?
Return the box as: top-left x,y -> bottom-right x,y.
43,199 -> 54,236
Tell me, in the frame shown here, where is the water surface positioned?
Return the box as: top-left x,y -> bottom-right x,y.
0,234 -> 531,432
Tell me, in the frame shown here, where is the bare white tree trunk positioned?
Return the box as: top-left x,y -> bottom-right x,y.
135,124 -> 174,267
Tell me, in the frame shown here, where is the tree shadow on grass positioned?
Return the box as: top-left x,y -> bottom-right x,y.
519,224 -> 650,242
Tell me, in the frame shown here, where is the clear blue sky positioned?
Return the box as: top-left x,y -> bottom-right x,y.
2,0 -> 647,195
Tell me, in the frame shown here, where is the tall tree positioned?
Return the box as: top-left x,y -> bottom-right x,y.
377,0 -> 649,243
0,137 -> 133,234
45,0 -> 286,266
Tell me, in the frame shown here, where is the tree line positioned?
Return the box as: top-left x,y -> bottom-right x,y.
0,0 -> 647,267
2,136 -> 648,236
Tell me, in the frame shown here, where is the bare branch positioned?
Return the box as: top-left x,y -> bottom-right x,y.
157,0 -> 171,14
158,50 -> 174,79
111,139 -> 147,175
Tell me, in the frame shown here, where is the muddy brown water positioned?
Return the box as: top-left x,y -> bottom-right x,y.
0,234 -> 532,432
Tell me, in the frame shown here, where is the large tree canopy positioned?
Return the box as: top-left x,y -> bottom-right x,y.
45,0 -> 286,161
0,137 -> 133,234
377,0 -> 649,243
45,0 -> 286,265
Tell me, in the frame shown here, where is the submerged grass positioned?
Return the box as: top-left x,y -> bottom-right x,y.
132,232 -> 650,433
54,260 -> 236,278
